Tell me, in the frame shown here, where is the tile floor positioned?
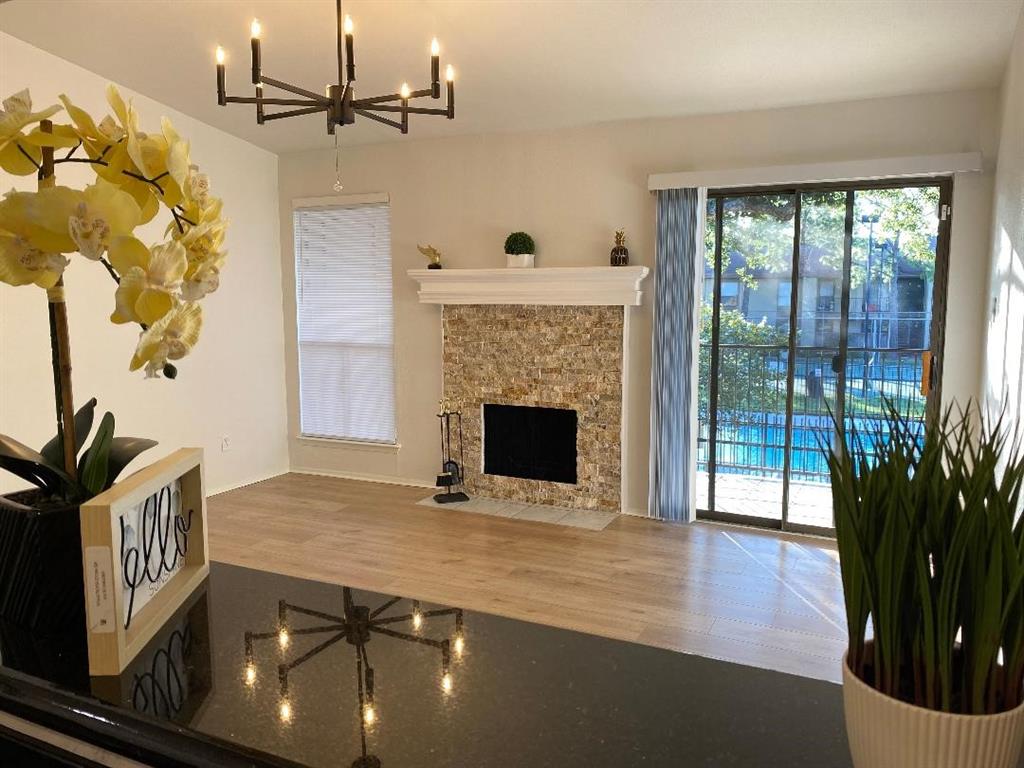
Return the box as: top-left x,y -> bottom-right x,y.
416,494 -> 618,531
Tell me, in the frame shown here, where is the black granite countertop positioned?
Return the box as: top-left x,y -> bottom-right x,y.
0,562 -> 852,767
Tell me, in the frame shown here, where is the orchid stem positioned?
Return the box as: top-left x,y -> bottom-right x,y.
99,257 -> 120,284
16,142 -> 42,172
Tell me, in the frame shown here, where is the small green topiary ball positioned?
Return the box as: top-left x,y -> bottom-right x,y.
504,231 -> 535,255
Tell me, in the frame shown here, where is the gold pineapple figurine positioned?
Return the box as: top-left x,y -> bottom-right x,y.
610,229 -> 629,267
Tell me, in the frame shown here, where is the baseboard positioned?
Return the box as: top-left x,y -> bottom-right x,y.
289,466 -> 436,489
207,468 -> 290,497
620,507 -> 649,518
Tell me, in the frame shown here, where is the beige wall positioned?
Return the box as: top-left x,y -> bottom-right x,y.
0,33 -> 289,495
279,88 -> 999,514
983,9 -> 1024,426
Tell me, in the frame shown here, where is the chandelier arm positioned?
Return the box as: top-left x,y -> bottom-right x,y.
259,75 -> 332,103
419,608 -> 462,619
368,596 -> 403,619
282,630 -> 349,673
370,105 -> 449,116
263,105 -> 331,121
280,623 -> 347,636
354,109 -> 403,130
226,96 -> 325,107
283,603 -> 347,624
370,606 -> 459,626
247,630 -> 280,641
353,88 -> 432,106
370,624 -> 447,649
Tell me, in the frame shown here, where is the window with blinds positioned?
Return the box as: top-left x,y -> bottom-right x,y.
293,201 -> 396,443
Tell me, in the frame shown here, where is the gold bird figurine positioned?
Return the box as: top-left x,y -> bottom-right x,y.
418,244 -> 443,269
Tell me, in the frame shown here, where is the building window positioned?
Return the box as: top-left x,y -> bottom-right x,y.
720,280 -> 739,308
816,280 -> 837,313
776,282 -> 792,310
293,200 -> 396,443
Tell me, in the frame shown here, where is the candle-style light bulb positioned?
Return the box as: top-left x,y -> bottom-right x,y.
430,38 -> 441,97
363,704 -> 377,725
278,628 -> 289,649
279,699 -> 292,723
454,633 -> 465,658
441,672 -> 453,693
446,66 -> 455,119
400,82 -> 411,100
250,20 -> 262,84
244,663 -> 256,686
215,47 -> 227,106
344,15 -> 355,82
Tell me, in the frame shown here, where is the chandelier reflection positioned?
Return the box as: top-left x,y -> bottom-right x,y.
244,588 -> 465,768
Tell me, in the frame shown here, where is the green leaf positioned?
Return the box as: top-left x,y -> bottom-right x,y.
80,412 -> 114,497
39,397 -> 97,468
105,437 -> 157,488
0,432 -> 77,496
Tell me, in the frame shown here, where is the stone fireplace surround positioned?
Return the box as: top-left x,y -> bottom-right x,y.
409,267 -> 650,513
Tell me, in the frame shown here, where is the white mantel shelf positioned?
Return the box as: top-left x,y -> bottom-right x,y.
407,266 -> 651,306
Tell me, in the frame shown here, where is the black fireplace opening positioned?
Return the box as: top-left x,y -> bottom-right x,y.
483,404 -> 577,484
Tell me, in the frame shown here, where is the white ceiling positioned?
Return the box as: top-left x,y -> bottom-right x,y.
1,0 -> 1021,155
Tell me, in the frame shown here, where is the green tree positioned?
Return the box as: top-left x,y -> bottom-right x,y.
698,307 -> 788,423
704,187 -> 939,290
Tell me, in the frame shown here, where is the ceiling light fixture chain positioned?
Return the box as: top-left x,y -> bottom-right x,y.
213,0 -> 456,136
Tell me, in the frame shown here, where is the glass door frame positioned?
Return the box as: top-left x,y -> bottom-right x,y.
699,176 -> 954,536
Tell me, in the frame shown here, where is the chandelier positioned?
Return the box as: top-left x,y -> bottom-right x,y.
243,589 -> 465,768
213,0 -> 455,135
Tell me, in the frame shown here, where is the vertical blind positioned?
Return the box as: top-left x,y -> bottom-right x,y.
293,202 -> 396,443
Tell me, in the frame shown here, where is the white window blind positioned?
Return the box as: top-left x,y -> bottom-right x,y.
294,202 -> 396,443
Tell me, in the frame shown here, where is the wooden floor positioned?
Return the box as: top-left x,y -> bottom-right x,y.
208,473 -> 848,682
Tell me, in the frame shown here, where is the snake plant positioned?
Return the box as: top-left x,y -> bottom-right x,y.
827,402 -> 1024,714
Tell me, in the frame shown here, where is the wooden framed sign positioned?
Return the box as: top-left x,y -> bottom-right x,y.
80,448 -> 210,676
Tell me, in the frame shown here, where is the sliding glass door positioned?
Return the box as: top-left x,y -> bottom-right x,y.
697,179 -> 951,534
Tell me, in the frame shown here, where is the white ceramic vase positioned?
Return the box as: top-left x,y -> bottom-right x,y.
506,253 -> 535,268
842,655 -> 1024,768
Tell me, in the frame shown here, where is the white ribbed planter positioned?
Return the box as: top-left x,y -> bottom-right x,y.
843,655 -> 1024,768
506,253 -> 535,268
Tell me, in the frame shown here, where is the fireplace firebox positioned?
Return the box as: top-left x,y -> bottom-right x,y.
483,404 -> 577,484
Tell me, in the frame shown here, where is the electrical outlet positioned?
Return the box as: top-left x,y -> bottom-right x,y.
221,435 -> 232,452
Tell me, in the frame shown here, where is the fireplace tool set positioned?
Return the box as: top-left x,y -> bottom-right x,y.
434,399 -> 469,503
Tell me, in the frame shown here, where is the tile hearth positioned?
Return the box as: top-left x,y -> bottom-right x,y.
416,494 -> 617,531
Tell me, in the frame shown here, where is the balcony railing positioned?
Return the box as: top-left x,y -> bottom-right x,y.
698,344 -> 928,485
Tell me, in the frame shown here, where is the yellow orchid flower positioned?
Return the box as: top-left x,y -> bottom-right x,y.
105,87 -> 189,213
167,190 -> 227,298
59,87 -> 189,223
0,89 -> 71,176
59,92 -> 119,158
181,253 -> 224,301
59,89 -> 161,222
0,187 -> 79,254
0,228 -> 69,288
0,187 -> 75,288
109,236 -> 187,325
130,302 -> 202,377
69,180 -> 142,260
186,166 -> 211,209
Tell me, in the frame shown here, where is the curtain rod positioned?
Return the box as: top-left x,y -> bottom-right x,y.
647,152 -> 982,192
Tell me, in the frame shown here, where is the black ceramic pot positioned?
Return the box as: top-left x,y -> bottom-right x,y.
0,491 -> 85,632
